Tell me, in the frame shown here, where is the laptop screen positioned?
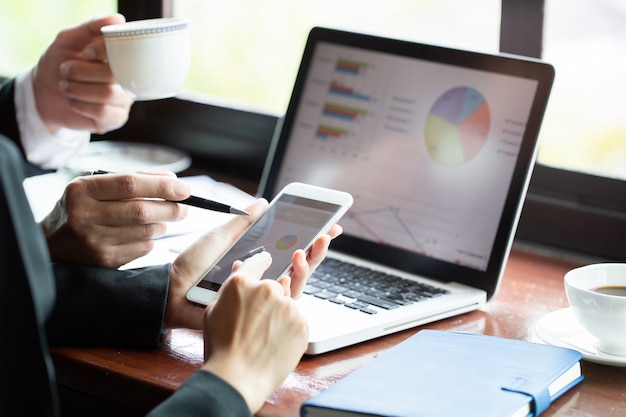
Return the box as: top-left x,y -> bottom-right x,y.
260,27 -> 554,297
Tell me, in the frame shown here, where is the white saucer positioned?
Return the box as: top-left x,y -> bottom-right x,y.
66,141 -> 191,174
536,307 -> 626,367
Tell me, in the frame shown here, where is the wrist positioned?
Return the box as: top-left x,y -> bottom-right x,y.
31,66 -> 60,134
15,67 -> 89,169
201,356 -> 270,413
163,300 -> 204,330
164,268 -> 205,329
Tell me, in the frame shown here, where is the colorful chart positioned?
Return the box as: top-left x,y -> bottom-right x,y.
335,59 -> 368,75
316,125 -> 350,140
424,86 -> 490,166
275,234 -> 298,250
323,103 -> 368,121
329,81 -> 371,101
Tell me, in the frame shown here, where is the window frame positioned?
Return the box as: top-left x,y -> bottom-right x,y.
112,0 -> 625,261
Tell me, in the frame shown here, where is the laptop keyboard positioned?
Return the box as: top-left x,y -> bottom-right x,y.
303,258 -> 450,314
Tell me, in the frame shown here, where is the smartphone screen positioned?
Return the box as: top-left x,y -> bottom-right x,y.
194,193 -> 346,292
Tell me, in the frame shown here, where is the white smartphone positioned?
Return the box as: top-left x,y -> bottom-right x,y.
186,182 -> 353,305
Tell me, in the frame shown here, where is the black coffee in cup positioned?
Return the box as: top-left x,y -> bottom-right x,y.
591,286 -> 626,297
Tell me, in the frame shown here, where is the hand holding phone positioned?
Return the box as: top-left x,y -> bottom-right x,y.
186,182 -> 353,305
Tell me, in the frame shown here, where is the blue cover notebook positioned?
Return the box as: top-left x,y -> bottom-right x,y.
301,330 -> 583,417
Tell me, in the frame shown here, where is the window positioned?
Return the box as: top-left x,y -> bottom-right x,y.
500,0 -> 626,260
540,0 -> 626,181
0,1 -> 116,76
159,0 -> 625,260
4,0 -> 622,260
171,0 -> 500,114
165,0 -> 626,182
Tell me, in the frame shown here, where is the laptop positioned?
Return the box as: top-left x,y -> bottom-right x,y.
258,27 -> 554,354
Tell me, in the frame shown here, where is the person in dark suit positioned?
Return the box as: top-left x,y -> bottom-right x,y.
1,134 -> 339,416
1,14 -> 198,268
1,17 -> 341,415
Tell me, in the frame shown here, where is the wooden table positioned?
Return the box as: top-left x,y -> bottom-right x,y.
51,245 -> 626,417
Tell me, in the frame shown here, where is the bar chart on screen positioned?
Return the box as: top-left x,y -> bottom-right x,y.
294,53 -> 385,155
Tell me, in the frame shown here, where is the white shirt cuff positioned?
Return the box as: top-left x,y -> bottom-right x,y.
14,68 -> 90,169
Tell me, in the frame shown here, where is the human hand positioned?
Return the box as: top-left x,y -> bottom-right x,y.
201,251 -> 309,413
164,199 -> 342,331
288,222 -> 342,298
40,172 -> 190,268
32,14 -> 133,134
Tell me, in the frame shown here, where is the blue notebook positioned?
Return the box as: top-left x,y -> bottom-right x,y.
301,330 -> 583,417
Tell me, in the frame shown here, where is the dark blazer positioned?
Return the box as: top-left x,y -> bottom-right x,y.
0,134 -> 252,416
0,78 -> 21,148
0,77 -> 53,176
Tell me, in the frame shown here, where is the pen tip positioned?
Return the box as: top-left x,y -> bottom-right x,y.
231,207 -> 251,216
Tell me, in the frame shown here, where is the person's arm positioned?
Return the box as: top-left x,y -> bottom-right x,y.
45,263 -> 170,348
41,172 -> 190,268
0,76 -> 89,176
15,68 -> 90,169
32,14 -> 132,137
44,198 -> 337,347
146,371 -> 253,417
44,198 -> 340,415
160,201 -> 341,415
6,14 -> 133,171
0,79 -> 20,146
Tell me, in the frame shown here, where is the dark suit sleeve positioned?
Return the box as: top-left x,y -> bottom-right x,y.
147,371 -> 253,417
47,262 -> 255,416
45,263 -> 171,349
0,78 -> 41,176
0,78 -> 22,146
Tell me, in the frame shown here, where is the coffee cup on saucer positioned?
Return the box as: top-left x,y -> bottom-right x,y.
101,17 -> 190,100
564,263 -> 626,356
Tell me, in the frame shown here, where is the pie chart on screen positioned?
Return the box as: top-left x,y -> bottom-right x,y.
424,86 -> 490,166
276,234 -> 298,250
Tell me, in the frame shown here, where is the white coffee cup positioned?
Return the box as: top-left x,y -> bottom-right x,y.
101,18 -> 190,100
564,263 -> 626,356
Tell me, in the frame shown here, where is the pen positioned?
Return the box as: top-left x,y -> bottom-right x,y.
88,170 -> 250,216
180,195 -> 250,216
